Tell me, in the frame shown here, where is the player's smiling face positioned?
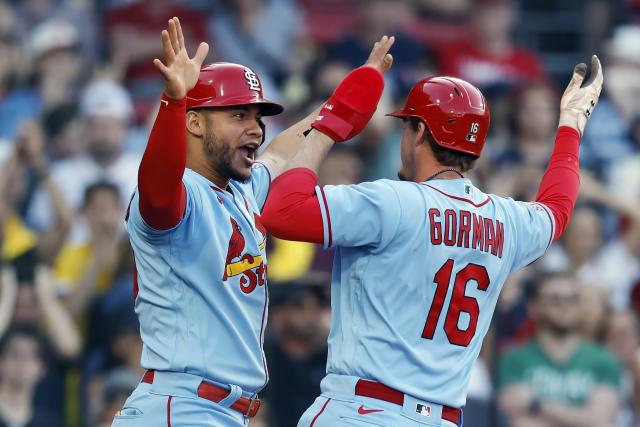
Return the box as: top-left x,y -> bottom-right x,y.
200,106 -> 264,182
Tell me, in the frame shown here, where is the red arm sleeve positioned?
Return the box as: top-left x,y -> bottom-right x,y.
138,94 -> 187,230
535,126 -> 581,240
261,168 -> 324,243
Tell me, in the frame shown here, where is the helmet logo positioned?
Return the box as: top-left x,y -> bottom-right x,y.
244,68 -> 261,92
466,122 -> 480,142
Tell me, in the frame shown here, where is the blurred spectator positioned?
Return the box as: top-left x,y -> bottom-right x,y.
0,323 -> 56,427
326,0 -> 430,100
13,0 -> 99,61
0,263 -> 81,426
0,19 -> 85,141
263,274 -> 330,427
542,173 -> 640,309
580,284 -> 610,342
435,0 -> 546,95
105,0 -> 207,122
29,20 -> 84,109
92,367 -> 137,427
86,305 -> 143,427
54,182 -> 128,319
487,81 -> 558,199
581,25 -> 640,174
27,79 -> 140,234
499,272 -> 621,427
211,0 -> 306,80
0,121 -> 72,266
1,265 -> 81,360
296,0 -> 358,44
318,145 -> 364,186
605,311 -> 640,427
42,103 -> 86,162
607,112 -> 640,204
404,0 -> 471,48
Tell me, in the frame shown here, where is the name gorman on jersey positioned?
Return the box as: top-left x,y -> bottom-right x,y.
428,208 -> 504,258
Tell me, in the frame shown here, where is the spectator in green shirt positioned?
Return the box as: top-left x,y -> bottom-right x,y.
499,271 -> 621,427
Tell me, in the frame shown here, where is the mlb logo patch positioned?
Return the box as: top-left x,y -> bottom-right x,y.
416,403 -> 431,417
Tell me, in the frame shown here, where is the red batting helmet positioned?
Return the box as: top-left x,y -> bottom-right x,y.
186,62 -> 283,116
388,76 -> 490,157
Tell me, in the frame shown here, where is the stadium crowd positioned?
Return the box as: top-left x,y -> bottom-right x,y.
0,0 -> 639,426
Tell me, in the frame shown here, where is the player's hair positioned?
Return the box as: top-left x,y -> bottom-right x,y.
406,117 -> 478,172
83,181 -> 121,207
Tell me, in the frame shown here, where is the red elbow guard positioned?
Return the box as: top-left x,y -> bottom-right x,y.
311,66 -> 384,142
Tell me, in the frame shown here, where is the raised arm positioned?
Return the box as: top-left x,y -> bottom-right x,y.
12,122 -> 73,265
138,17 -> 208,230
257,35 -> 395,177
261,37 -> 394,240
535,55 -> 603,239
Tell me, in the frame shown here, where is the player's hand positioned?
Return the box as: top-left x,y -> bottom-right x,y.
558,55 -> 603,136
365,35 -> 394,74
153,17 -> 209,100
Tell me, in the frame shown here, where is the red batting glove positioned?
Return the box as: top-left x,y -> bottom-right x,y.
311,66 -> 384,142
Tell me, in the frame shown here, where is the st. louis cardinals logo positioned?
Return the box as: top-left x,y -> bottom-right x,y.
244,68 -> 261,92
222,215 -> 267,294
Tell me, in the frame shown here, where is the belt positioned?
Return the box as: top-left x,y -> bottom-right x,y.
355,379 -> 462,425
142,370 -> 260,418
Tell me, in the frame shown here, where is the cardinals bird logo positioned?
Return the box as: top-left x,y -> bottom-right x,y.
222,217 -> 267,294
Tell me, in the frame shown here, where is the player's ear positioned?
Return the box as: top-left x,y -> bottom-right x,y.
415,121 -> 428,147
186,111 -> 204,137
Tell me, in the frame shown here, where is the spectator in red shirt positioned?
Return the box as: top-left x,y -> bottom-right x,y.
435,0 -> 546,95
104,0 -> 207,123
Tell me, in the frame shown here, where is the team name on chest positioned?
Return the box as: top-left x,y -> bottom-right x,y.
428,209 -> 504,258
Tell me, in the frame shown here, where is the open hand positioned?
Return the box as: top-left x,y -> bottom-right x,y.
365,35 -> 395,74
153,17 -> 209,100
559,55 -> 603,136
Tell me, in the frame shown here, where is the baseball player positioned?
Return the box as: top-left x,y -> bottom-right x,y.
261,56 -> 604,427
111,18 -> 394,427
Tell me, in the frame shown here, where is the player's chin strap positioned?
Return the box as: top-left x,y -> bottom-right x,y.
425,168 -> 464,182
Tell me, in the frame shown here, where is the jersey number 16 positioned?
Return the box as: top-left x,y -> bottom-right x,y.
421,259 -> 490,347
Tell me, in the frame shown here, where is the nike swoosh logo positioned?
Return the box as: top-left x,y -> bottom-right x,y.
160,99 -> 169,106
358,405 -> 383,415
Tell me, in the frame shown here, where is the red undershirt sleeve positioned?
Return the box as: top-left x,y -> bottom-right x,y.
535,126 -> 581,240
261,168 -> 324,243
138,94 -> 187,230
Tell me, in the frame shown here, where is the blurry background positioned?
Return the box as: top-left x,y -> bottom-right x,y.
0,0 -> 639,426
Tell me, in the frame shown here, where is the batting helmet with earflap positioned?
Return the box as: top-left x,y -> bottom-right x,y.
388,77 -> 490,157
186,62 -> 283,116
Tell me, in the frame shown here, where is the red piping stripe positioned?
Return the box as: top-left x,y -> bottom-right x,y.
421,184 -> 491,208
254,161 -> 272,210
259,281 -> 269,390
319,187 -> 333,247
310,398 -> 331,427
167,396 -> 172,427
132,257 -> 139,302
535,202 -> 555,247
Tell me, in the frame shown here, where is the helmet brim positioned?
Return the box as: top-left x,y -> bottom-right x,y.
187,96 -> 284,116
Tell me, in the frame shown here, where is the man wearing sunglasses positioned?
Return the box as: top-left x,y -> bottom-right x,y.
499,272 -> 621,427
